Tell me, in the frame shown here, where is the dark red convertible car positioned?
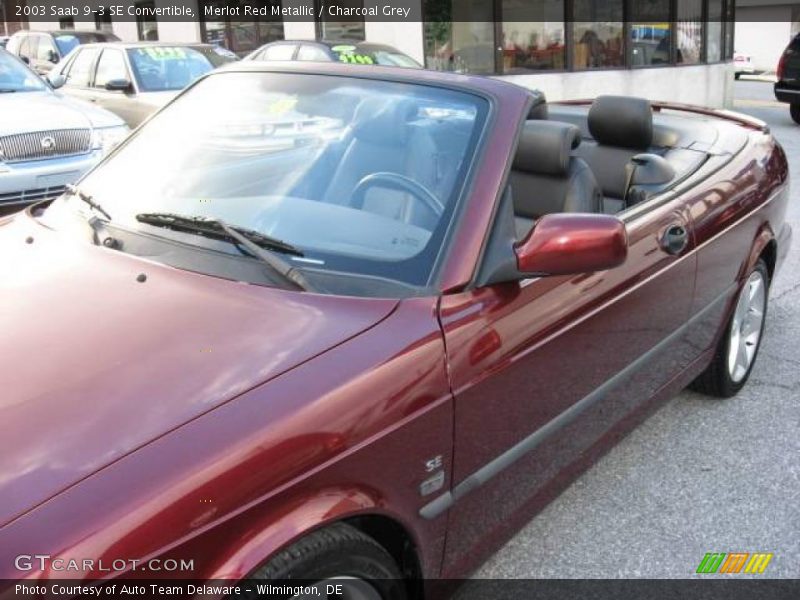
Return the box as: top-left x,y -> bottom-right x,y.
0,62 -> 791,598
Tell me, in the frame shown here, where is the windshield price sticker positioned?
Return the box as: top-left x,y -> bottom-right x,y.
336,53 -> 375,65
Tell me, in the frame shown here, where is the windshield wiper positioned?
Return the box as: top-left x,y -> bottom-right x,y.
135,212 -> 312,291
65,184 -> 112,221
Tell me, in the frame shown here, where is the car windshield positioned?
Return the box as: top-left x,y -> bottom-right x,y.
0,50 -> 47,92
67,72 -> 487,290
127,46 -> 235,91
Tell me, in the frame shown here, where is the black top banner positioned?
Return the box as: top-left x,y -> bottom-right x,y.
3,0 -> 783,24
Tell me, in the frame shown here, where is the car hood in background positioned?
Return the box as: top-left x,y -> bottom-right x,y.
0,91 -> 123,136
0,213 -> 398,527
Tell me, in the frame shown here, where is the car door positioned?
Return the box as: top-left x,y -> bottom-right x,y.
91,48 -> 139,126
437,195 -> 699,575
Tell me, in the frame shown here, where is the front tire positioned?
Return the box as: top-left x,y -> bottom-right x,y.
244,523 -> 407,600
790,103 -> 800,125
691,259 -> 769,398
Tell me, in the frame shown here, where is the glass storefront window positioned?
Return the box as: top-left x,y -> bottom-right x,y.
318,0 -> 366,41
135,0 -> 159,41
676,0 -> 702,64
571,0 -> 624,69
199,0 -> 284,56
629,0 -> 671,66
723,0 -> 735,59
422,0 -> 732,72
706,0 -> 722,62
630,23 -> 671,66
424,0 -> 495,73
501,0 -> 565,72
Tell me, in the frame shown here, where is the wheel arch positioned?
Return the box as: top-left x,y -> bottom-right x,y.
743,224 -> 777,284
204,487 -> 426,588
759,238 -> 778,283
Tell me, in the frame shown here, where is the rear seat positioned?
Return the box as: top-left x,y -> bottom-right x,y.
572,95 -> 657,213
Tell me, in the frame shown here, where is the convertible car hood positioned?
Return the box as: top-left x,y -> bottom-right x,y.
0,214 -> 397,527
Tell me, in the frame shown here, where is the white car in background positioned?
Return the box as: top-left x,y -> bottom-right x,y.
0,48 -> 128,213
734,51 -> 755,79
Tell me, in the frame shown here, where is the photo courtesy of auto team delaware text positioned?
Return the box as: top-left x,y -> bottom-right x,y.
0,1 -> 798,599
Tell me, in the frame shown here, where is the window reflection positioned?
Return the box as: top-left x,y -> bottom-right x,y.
706,0 -> 723,62
572,0 -> 624,69
501,0 -> 565,72
424,0 -> 495,73
677,0 -> 703,64
423,0 -> 730,72
318,0 -> 366,41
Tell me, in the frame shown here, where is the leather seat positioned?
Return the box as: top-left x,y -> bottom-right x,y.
323,97 -> 438,228
573,95 -> 655,206
510,120 -> 602,239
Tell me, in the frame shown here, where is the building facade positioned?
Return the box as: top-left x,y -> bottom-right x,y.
9,0 -> 737,107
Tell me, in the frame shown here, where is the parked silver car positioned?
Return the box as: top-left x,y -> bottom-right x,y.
48,42 -> 238,128
0,49 -> 128,213
5,29 -> 120,76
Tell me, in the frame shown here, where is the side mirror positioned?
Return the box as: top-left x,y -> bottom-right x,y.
48,50 -> 60,63
105,78 -> 132,92
48,74 -> 66,89
515,213 -> 627,276
20,55 -> 30,65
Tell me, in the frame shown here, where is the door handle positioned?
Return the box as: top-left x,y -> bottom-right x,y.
660,223 -> 689,255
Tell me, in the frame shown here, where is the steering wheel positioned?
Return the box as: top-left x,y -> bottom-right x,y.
351,172 -> 444,219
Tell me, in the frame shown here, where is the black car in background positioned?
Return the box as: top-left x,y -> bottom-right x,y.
5,29 -> 120,75
775,33 -> 800,124
244,39 -> 421,68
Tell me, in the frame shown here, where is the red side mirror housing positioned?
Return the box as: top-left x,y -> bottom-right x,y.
515,213 -> 628,276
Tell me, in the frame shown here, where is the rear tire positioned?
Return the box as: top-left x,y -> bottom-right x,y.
790,103 -> 800,125
690,259 -> 769,398
243,523 -> 407,600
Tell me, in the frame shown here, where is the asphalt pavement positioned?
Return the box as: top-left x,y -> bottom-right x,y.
470,80 -> 800,580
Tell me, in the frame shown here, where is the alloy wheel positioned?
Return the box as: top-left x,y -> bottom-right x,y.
727,270 -> 767,383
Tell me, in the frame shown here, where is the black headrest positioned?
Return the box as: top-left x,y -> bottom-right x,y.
353,97 -> 417,146
513,120 -> 581,176
588,95 -> 653,150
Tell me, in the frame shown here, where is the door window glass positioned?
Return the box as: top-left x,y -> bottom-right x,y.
95,49 -> 128,88
262,44 -> 297,60
297,45 -> 330,62
20,36 -> 38,60
65,47 -> 99,87
35,36 -> 57,62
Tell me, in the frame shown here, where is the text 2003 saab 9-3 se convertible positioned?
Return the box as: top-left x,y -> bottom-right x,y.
0,62 -> 791,598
